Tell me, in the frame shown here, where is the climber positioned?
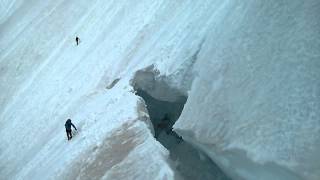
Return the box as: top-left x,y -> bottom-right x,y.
65,119 -> 77,140
155,114 -> 170,138
75,36 -> 80,46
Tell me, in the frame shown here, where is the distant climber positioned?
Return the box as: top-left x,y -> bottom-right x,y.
156,114 -> 183,143
155,114 -> 170,138
75,36 -> 80,46
65,119 -> 77,140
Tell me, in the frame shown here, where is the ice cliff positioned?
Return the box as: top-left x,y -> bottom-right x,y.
0,0 -> 319,180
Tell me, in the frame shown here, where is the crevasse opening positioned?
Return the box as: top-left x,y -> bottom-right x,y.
131,67 -> 230,180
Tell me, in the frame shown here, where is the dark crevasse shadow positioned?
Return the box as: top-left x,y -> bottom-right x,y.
135,88 -> 231,180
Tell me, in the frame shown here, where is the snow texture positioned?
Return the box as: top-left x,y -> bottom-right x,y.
174,1 -> 320,180
1,0 -> 319,180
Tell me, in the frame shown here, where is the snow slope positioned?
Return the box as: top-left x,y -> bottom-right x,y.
1,0 -> 319,179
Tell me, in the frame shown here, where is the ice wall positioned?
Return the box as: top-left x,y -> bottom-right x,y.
174,1 -> 320,180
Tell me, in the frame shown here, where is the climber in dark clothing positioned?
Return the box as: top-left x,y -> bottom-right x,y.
65,119 -> 77,140
75,36 -> 80,46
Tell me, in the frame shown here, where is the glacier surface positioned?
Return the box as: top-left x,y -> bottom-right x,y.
1,0 -> 319,180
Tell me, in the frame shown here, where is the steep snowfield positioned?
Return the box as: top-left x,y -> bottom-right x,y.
0,0 -> 220,179
1,0 -> 319,180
